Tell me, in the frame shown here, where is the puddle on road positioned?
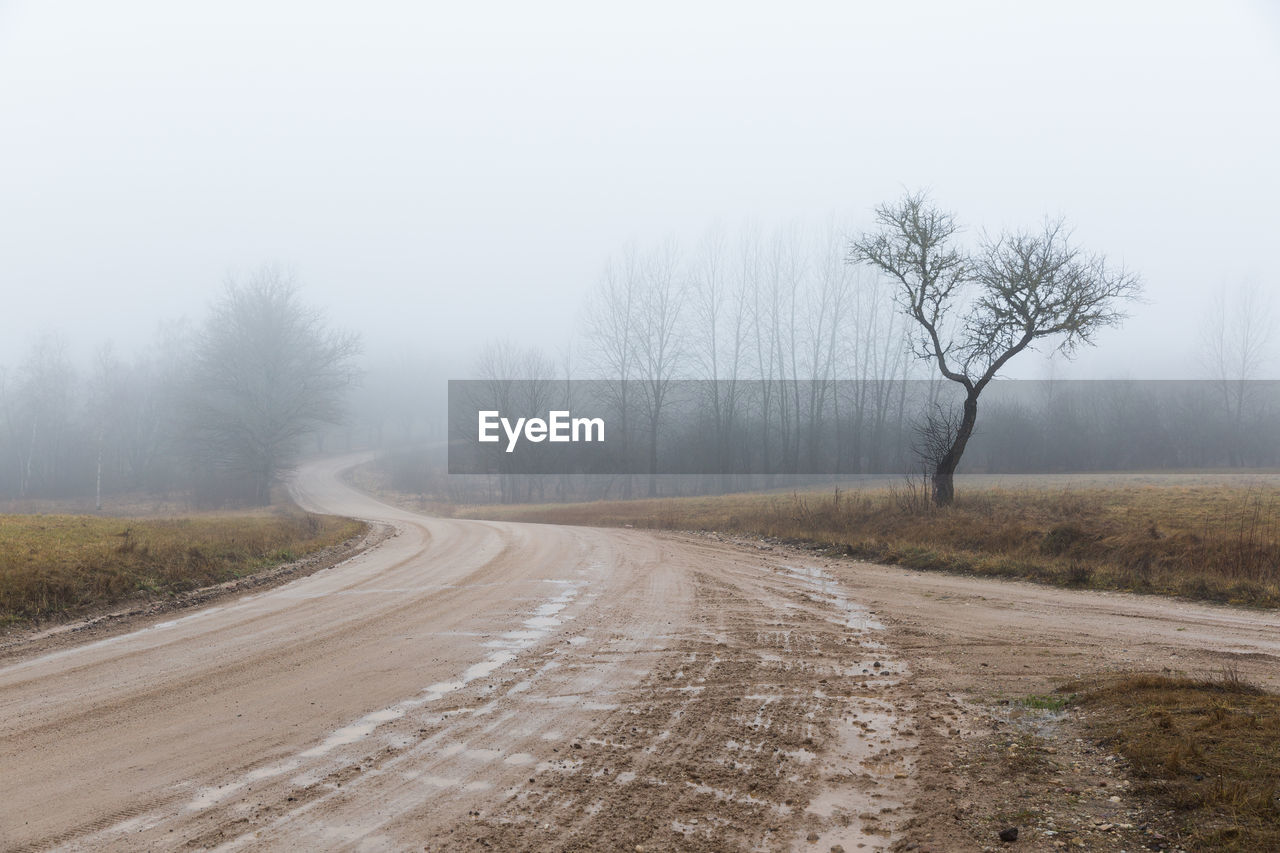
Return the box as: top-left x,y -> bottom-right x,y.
782,564 -> 885,631
300,707 -> 406,758
777,563 -> 915,851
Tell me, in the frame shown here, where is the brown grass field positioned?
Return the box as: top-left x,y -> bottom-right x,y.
1073,672 -> 1280,851
0,511 -> 365,625
451,475 -> 1280,607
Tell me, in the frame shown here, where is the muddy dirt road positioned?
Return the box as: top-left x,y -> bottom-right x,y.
2,454 -> 1278,851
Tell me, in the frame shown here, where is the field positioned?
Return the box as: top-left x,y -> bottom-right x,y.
0,510 -> 366,625
450,473 -> 1280,607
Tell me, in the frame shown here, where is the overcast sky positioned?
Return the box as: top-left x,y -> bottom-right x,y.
1,1 -> 1277,378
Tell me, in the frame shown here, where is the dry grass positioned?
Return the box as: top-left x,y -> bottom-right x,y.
0,511 -> 365,624
1072,671 -> 1280,851
454,481 -> 1280,606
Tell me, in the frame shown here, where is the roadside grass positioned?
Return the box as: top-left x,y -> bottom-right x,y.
1016,694 -> 1070,712
1070,671 -> 1280,852
0,511 -> 365,625
453,482 -> 1280,606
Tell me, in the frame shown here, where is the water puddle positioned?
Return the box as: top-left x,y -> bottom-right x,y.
776,563 -> 913,851
782,564 -> 885,631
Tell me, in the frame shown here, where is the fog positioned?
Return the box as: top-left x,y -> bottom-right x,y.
2,1 -> 1277,378
3,2 -> 1280,505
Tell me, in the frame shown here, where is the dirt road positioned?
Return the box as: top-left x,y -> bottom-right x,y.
2,455 -> 1277,851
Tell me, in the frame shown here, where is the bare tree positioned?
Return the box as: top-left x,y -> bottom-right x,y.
765,225 -> 806,473
8,334 -> 78,498
583,251 -> 645,496
911,399 -> 964,478
1201,280 -> 1274,383
471,339 -> 561,502
801,221 -> 852,470
1200,280 -> 1275,465
88,343 -> 124,510
689,225 -> 748,487
843,264 -> 915,473
633,241 -> 686,496
850,191 -> 1141,504
182,266 -> 361,504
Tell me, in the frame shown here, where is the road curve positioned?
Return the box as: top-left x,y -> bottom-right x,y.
0,454 -> 913,852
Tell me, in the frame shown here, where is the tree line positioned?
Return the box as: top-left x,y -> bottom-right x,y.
447,195 -> 1274,505
463,219 -> 919,501
4,197 -> 1272,508
0,268 -> 360,506
439,375 -> 1280,505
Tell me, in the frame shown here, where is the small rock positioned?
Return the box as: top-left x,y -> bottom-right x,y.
999,826 -> 1019,843
806,831 -> 820,842
830,846 -> 845,853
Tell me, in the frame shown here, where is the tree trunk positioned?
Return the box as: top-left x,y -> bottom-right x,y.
932,391 -> 979,506
647,419 -> 659,498
619,390 -> 632,500
256,466 -> 273,506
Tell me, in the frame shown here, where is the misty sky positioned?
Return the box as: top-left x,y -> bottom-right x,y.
1,1 -> 1277,378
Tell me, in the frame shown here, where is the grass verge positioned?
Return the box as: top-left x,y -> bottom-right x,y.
454,483 -> 1280,606
1071,672 -> 1280,851
0,511 -> 365,625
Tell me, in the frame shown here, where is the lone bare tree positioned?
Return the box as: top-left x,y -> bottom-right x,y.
183,267 -> 361,504
850,191 -> 1141,505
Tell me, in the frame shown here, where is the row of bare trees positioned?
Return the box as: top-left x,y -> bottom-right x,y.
452,197 -> 1274,505
457,221 -> 921,502
578,223 -> 923,498
0,330 -> 187,503
439,371 -> 1280,505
